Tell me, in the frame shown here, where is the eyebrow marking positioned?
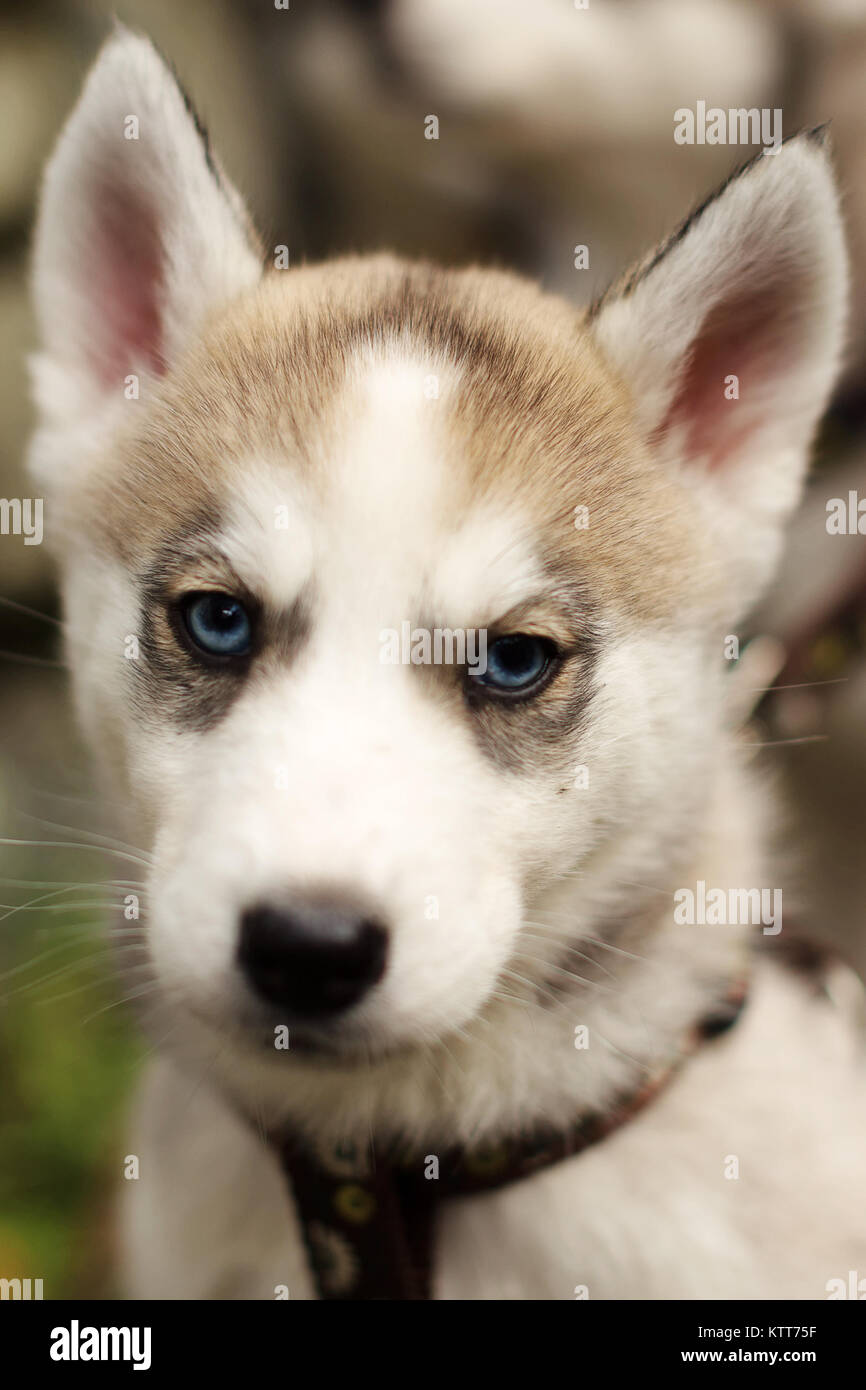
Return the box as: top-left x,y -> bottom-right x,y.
480,593 -> 596,650
131,514 -> 313,734
407,574 -> 603,775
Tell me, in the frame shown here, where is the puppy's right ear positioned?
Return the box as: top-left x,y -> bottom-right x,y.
588,132 -> 847,617
31,26 -> 262,425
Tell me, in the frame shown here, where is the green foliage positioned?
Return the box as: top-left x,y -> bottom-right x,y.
0,853 -> 140,1297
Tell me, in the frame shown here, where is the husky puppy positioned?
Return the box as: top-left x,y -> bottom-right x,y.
29,29 -> 866,1299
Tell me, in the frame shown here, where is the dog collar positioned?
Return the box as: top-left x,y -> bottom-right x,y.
270,980 -> 748,1300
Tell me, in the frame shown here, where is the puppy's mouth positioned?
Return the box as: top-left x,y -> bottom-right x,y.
279,1029 -> 409,1065
225,1002 -> 421,1068
258,1023 -> 418,1068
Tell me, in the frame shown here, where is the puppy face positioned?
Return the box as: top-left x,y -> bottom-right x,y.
30,32 -> 846,1068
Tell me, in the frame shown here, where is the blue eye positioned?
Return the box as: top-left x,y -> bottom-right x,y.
182,592 -> 252,658
473,634 -> 557,695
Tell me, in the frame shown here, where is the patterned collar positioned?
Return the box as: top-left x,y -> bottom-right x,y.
269,980 -> 748,1300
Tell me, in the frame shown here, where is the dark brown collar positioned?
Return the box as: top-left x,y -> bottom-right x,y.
270,980 -> 748,1300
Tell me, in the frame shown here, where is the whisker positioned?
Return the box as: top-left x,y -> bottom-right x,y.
0,594 -> 65,630
0,882 -> 118,923
16,812 -> 155,864
2,949 -> 118,999
0,649 -> 66,668
527,915 -> 652,963
1,899 -> 84,922
1,900 -> 127,913
421,1038 -> 461,1106
518,927 -> 617,981
80,980 -> 163,1023
0,930 -> 146,985
511,949 -> 613,995
557,870 -> 671,897
741,735 -> 829,747
0,938 -> 104,985
176,1035 -> 233,1113
499,965 -> 562,1009
136,1018 -> 182,1063
590,1028 -> 652,1073
0,594 -> 110,656
0,876 -> 145,889
0,838 -> 152,870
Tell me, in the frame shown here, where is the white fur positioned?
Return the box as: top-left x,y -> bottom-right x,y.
123,955 -> 866,1299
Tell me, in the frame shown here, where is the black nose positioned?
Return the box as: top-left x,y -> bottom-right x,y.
238,900 -> 388,1017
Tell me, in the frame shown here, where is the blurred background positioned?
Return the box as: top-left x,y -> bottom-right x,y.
1,0 -> 865,1297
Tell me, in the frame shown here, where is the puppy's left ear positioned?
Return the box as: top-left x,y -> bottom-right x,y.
31,26 -> 262,422
589,132 -> 847,613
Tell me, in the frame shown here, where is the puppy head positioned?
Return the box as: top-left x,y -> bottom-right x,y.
30,30 -> 846,1070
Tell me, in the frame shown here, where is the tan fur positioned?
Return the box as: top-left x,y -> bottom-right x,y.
69,259 -> 707,628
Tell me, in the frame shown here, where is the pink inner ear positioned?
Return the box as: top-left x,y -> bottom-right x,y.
654,286 -> 798,470
86,174 -> 165,387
